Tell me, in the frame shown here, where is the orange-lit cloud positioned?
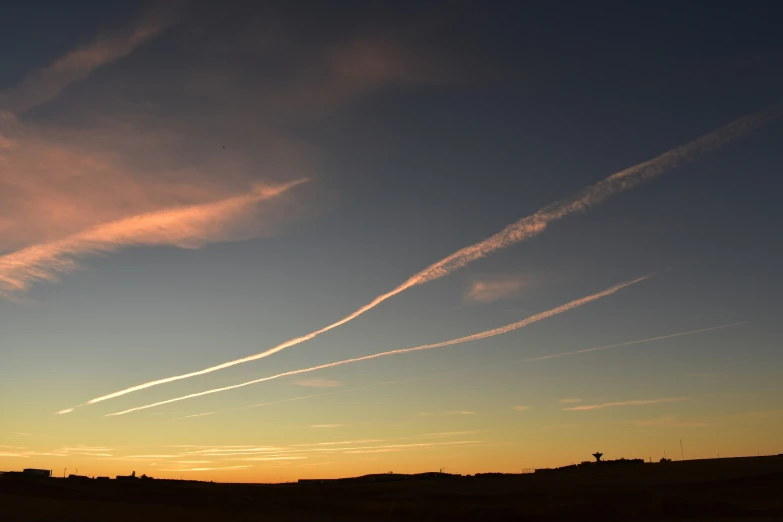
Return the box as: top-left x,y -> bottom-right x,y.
558,398 -> 582,404
160,465 -> 252,472
2,179 -> 307,301
231,456 -> 308,461
294,379 -> 343,388
290,440 -> 386,447
510,405 -> 530,412
69,101 -> 783,410
564,397 -> 688,411
105,277 -> 647,416
466,276 -> 526,303
309,424 -> 343,429
0,3 -> 181,114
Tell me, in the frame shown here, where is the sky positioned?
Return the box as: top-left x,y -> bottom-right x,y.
1,1 -> 782,482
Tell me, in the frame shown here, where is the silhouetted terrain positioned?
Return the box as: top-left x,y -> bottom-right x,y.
2,456 -> 782,521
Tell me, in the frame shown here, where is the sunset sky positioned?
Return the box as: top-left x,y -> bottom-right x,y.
1,1 -> 782,482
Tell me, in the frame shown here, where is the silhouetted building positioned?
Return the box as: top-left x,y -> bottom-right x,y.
116,471 -> 138,481
68,474 -> 90,481
23,469 -> 51,478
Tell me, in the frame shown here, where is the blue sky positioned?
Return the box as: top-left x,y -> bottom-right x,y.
1,1 -> 782,481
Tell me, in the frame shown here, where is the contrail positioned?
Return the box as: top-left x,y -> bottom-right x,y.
564,397 -> 687,411
106,276 -> 648,415
170,322 -> 745,420
0,2 -> 183,114
63,100 -> 783,413
504,322 -> 747,365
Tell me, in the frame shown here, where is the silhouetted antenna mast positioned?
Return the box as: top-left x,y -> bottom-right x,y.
680,439 -> 684,461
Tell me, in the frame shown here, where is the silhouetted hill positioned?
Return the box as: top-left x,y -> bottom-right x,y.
2,456 -> 783,521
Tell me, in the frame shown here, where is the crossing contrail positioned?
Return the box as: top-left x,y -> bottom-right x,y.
105,276 -> 648,415
169,321 -> 747,420
60,100 -> 783,414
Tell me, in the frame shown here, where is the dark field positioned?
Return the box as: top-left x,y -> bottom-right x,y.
3,456 -> 783,521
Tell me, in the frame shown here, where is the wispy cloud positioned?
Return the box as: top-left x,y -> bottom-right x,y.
160,465 -> 252,472
126,454 -> 181,459
231,456 -> 308,461
5,179 -> 307,302
340,440 -> 481,454
422,431 -> 477,439
633,416 -> 710,428
105,276 -> 648,415
290,439 -> 385,447
419,411 -> 476,417
465,276 -> 526,303
564,397 -> 688,411
58,446 -> 115,452
309,424 -> 343,429
558,398 -> 582,404
294,379 -> 343,388
172,412 -> 216,421
62,101 -> 783,410
510,405 -> 530,412
0,2 -> 181,114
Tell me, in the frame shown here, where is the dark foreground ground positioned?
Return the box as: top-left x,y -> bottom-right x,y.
3,456 -> 783,521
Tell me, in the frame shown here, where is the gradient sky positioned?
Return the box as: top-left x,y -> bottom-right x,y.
1,1 -> 782,482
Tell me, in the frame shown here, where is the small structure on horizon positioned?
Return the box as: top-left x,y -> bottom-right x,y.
116,471 -> 138,481
592,452 -> 604,462
23,469 -> 51,478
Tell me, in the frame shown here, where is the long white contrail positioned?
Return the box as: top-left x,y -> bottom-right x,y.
105,276 -> 647,416
63,100 -> 783,413
169,322 -> 746,420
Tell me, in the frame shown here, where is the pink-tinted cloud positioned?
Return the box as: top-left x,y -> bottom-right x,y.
510,405 -> 530,412
564,397 -> 688,411
465,276 -> 526,303
1,179 -> 307,300
558,398 -> 582,404
0,2 -> 182,114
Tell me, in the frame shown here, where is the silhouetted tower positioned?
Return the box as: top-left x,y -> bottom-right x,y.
592,452 -> 603,462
